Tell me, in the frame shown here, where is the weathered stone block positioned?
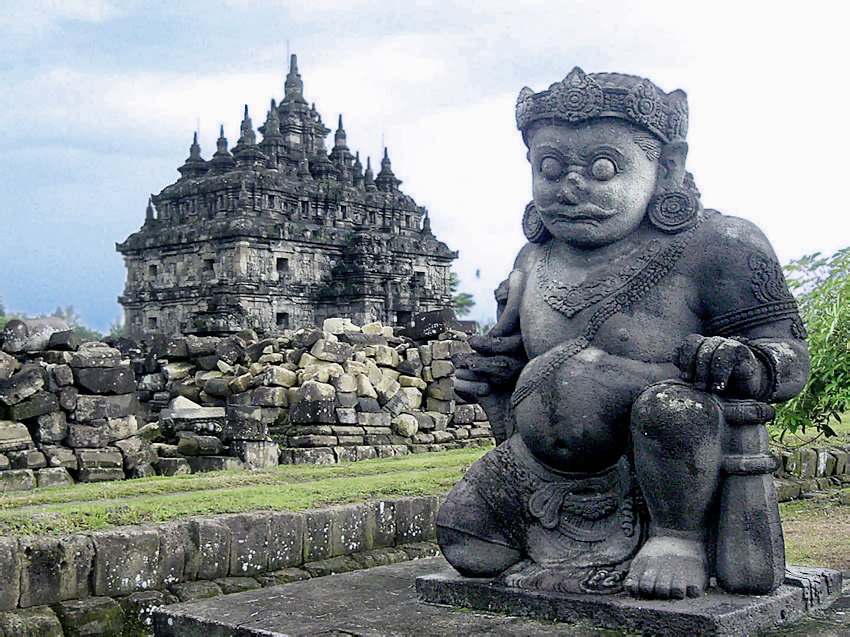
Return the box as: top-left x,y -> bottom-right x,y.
112,436 -> 156,471
157,520 -> 195,587
0,538 -> 20,610
185,335 -> 218,356
36,467 -> 74,488
76,449 -> 123,470
168,580 -> 222,602
267,512 -> 305,570
288,447 -> 336,465
8,449 -> 47,470
58,386 -> 78,411
18,535 -> 94,607
177,433 -> 224,456
0,366 -> 44,406
335,407 -> 358,424
392,413 -> 419,437
355,445 -> 378,462
117,590 -> 177,635
393,495 -> 439,544
289,399 -> 335,424
0,468 -> 35,492
250,386 -> 288,407
383,390 -> 409,416
7,391 -> 59,422
69,346 -> 121,368
0,606 -> 63,635
0,421 -> 33,452
230,440 -> 279,469
35,411 -> 67,444
311,339 -> 354,363
91,527 -> 160,596
137,372 -> 166,392
302,555 -> 361,577
41,445 -> 78,471
426,377 -> 455,401
218,513 -> 271,576
50,364 -> 74,388
288,434 -> 338,447
185,456 -> 244,473
188,518 -> 231,580
52,596 -> 124,636
74,394 -> 138,423
425,396 -> 455,414
0,351 -> 16,381
72,367 -> 135,395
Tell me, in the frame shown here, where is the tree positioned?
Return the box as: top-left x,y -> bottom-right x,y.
108,319 -> 126,339
50,306 -> 104,342
449,272 -> 475,318
773,248 -> 850,439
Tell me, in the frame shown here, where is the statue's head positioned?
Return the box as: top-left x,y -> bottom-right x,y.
516,69 -> 700,247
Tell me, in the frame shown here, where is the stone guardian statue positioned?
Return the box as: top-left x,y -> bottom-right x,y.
438,68 -> 810,600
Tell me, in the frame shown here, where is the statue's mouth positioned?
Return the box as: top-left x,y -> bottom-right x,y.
545,204 -> 616,223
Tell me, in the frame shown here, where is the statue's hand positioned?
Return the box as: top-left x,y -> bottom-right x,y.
676,334 -> 766,398
453,334 -> 526,400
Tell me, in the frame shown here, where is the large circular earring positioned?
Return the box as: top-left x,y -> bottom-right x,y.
522,201 -> 552,243
647,187 -> 701,234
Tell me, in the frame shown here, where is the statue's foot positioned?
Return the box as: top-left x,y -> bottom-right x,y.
624,536 -> 708,600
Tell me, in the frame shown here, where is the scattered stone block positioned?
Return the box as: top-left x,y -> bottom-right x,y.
42,445 -> 78,471
289,399 -> 335,424
69,346 -> 121,369
8,449 -> 47,470
230,440 -> 279,469
177,434 -> 224,457
0,351 -> 16,380
0,606 -> 63,635
35,411 -> 68,444
36,467 -> 74,488
0,421 -> 34,452
74,393 -> 138,423
7,391 -> 59,421
255,568 -> 311,587
392,413 -> 419,437
185,456 -> 244,473
72,367 -> 135,395
0,366 -> 44,406
0,468 -> 35,492
219,513 -> 271,576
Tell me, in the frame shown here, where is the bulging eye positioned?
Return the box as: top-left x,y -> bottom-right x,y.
540,157 -> 564,180
590,157 -> 616,181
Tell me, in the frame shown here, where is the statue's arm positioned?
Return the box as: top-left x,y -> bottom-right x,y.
678,214 -> 810,403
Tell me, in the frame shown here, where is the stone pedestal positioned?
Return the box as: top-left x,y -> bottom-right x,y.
416,566 -> 842,636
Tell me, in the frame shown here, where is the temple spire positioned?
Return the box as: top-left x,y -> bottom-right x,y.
178,131 -> 208,179
284,54 -> 306,104
375,147 -> 401,192
208,125 -> 236,174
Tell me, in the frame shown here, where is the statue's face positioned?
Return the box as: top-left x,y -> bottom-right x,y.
530,119 -> 659,247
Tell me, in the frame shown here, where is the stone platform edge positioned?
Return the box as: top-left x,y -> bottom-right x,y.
416,565 -> 843,636
0,494 -> 441,636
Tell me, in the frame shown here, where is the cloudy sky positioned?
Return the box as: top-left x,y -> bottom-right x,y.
1,1 -> 847,332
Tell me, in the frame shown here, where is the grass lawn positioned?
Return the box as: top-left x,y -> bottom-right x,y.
0,447 -> 489,537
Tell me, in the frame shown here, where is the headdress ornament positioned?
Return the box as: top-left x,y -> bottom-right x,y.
516,68 -> 689,144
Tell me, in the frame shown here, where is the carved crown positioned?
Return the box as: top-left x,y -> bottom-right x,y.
516,68 -> 689,144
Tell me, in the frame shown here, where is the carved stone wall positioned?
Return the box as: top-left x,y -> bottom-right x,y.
117,55 -> 456,340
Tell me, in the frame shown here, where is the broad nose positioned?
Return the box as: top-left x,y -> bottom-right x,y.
558,169 -> 586,203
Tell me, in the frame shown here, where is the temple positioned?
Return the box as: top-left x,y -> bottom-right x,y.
117,55 -> 457,339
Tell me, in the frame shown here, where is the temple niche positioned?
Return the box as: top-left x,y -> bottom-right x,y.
117,55 -> 457,340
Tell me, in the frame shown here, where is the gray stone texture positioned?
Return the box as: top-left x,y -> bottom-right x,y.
18,535 -> 94,608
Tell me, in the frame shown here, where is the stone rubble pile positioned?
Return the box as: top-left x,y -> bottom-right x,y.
0,331 -> 156,491
132,317 -> 492,474
0,317 -> 494,489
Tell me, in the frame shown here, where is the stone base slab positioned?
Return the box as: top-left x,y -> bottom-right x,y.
416,565 -> 842,636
